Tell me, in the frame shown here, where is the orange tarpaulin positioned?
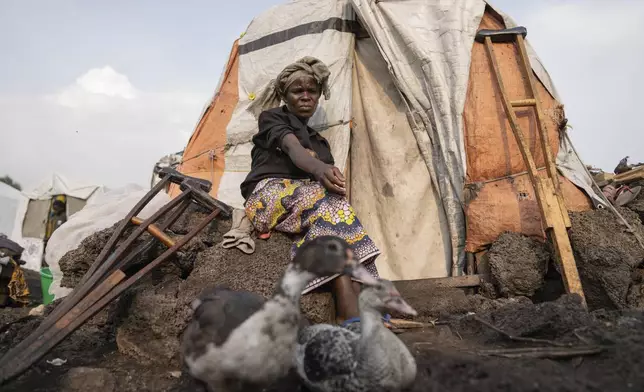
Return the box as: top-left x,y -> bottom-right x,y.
463,9 -> 592,252
168,41 -> 240,199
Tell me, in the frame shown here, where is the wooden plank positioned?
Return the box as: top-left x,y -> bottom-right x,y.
516,35 -> 571,229
466,252 -> 476,275
510,99 -> 536,107
540,180 -> 587,306
615,166 -> 644,184
393,275 -> 486,294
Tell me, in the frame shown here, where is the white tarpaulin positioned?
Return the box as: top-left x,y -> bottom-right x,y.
45,184 -> 170,300
23,173 -> 100,201
0,182 -> 47,271
352,37 -> 451,280
0,182 -> 23,240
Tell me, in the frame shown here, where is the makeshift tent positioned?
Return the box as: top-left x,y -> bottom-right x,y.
170,0 -> 603,282
21,173 -> 103,240
0,182 -> 24,241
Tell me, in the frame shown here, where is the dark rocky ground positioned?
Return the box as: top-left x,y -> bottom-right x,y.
2,200 -> 644,391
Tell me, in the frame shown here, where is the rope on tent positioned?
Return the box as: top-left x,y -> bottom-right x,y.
208,150 -> 216,186
180,146 -> 225,165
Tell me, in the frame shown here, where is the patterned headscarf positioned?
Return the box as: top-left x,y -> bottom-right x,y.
247,56 -> 331,118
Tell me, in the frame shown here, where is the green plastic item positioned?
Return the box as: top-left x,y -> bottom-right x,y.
40,267 -> 55,305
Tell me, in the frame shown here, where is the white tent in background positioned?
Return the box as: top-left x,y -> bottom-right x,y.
0,182 -> 26,242
21,173 -> 104,239
18,173 -> 105,271
0,182 -> 45,271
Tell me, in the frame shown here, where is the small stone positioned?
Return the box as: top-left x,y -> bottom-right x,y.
169,370 -> 182,378
46,358 -> 67,366
29,304 -> 45,317
64,367 -> 116,392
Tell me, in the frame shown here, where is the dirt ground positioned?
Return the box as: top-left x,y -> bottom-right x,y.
3,293 -> 644,392
2,205 -> 644,391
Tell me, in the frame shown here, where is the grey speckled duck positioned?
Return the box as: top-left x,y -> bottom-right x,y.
295,279 -> 418,392
181,236 -> 379,392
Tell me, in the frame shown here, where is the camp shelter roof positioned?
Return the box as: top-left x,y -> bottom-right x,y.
170,0 -> 604,282
23,173 -> 101,201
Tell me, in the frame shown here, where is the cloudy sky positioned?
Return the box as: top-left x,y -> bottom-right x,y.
1,0 -> 642,190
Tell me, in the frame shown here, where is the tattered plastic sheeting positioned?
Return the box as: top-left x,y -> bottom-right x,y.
556,135 -> 607,208
352,38 -> 451,280
351,0 -> 484,275
217,0 -> 356,209
351,0 -> 603,274
45,184 -> 170,300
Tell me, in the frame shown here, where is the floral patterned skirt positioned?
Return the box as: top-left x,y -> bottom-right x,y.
244,178 -> 380,293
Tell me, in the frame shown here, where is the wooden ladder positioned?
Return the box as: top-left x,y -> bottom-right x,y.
476,26 -> 586,306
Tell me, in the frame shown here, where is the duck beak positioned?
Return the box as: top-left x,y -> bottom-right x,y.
343,249 -> 379,286
388,297 -> 418,317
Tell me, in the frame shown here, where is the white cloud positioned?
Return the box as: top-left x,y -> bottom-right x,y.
54,66 -> 139,110
0,66 -> 208,189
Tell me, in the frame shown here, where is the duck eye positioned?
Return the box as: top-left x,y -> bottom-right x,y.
327,242 -> 340,254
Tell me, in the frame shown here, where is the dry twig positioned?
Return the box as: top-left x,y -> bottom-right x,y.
473,316 -> 570,347
477,346 -> 602,359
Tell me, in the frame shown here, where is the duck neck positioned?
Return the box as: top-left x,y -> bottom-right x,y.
359,306 -> 386,340
273,264 -> 314,304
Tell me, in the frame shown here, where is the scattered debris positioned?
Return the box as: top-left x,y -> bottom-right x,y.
476,346 -> 603,359
28,304 -> 44,317
46,358 -> 67,366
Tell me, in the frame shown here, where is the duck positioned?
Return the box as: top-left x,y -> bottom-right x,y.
181,236 -> 379,392
295,279 -> 418,392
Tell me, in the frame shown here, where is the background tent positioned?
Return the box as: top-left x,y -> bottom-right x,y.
170,0 -> 603,282
0,182 -> 43,271
21,173 -> 103,240
14,173 -> 104,271
0,182 -> 25,241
